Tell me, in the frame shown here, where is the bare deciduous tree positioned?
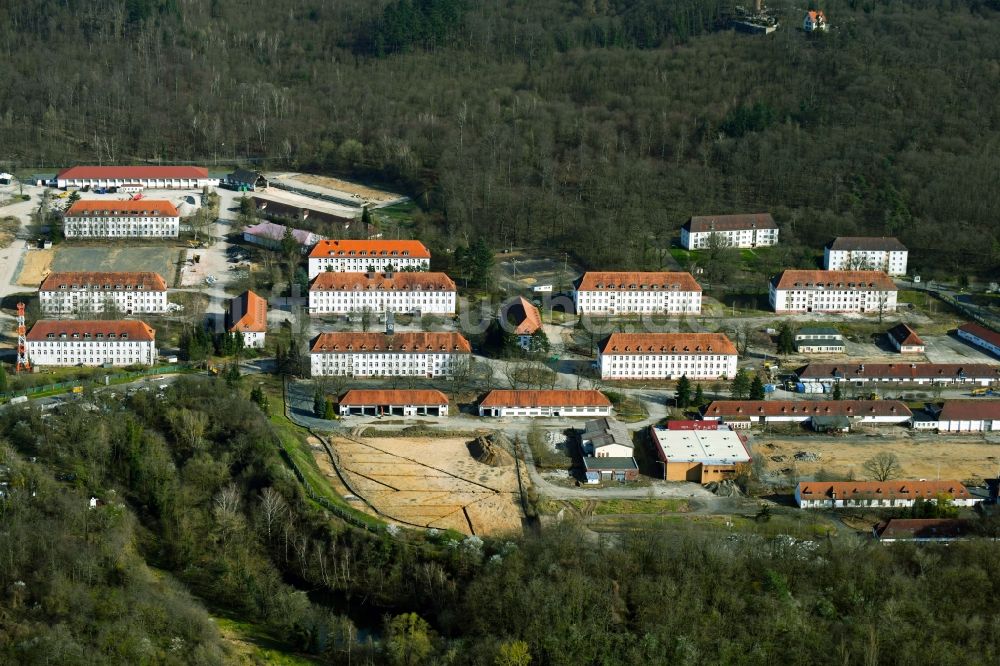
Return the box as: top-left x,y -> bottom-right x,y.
863,452 -> 901,481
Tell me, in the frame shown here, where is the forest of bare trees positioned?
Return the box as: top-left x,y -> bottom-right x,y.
1,0 -> 999,278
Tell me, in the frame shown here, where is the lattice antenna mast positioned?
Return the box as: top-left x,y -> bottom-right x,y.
15,302 -> 30,373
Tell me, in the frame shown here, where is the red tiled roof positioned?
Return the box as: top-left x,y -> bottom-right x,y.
599,332 -> 737,356
799,362 -> 1000,381
797,480 -> 971,502
479,390 -> 611,408
938,400 -> 1000,422
577,271 -> 701,292
27,319 -> 155,342
887,323 -> 924,348
309,272 -> 455,291
509,296 -> 542,335
773,270 -> 896,291
704,400 -> 911,418
65,199 -> 179,217
684,213 -> 776,233
57,166 -> 208,179
958,322 -> 1000,349
339,389 -> 449,406
308,239 -> 430,259
229,291 -> 267,334
874,518 -> 970,540
310,331 -> 470,354
39,271 -> 166,291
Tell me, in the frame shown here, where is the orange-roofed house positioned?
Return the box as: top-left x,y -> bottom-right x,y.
478,390 -> 612,417
795,480 -> 979,509
308,240 -> 430,278
338,389 -> 449,417
310,331 -> 471,378
39,271 -> 168,315
803,10 -> 828,32
63,199 -> 180,238
502,296 -> 544,350
56,165 -> 213,190
309,271 -> 456,315
228,291 -> 267,348
574,271 -> 702,316
26,320 -> 157,367
597,333 -> 738,380
769,270 -> 898,314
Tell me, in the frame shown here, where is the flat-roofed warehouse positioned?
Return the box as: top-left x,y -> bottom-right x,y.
338,389 -> 450,417
650,425 -> 751,483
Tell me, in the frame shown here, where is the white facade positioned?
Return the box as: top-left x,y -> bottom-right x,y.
308,240 -> 430,278
311,349 -> 467,377
796,485 -> 979,509
598,333 -> 738,381
241,331 -> 265,349
957,324 -> 1000,358
64,211 -> 179,238
825,248 -> 908,275
39,272 -> 168,315
309,282 -> 456,315
770,271 -> 898,314
574,272 -> 702,316
26,322 -> 157,367
682,227 -> 779,250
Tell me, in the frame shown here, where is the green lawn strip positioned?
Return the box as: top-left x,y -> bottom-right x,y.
213,616 -> 323,665
604,391 -> 648,422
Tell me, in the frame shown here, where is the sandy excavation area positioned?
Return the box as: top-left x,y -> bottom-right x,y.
290,173 -> 403,204
17,249 -> 53,285
327,435 -> 524,536
757,433 -> 1000,482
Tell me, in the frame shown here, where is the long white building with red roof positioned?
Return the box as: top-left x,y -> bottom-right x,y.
310,331 -> 470,378
597,332 -> 738,380
63,200 -> 180,238
308,240 -> 431,278
769,269 -> 898,314
56,166 -> 213,189
26,320 -> 157,367
574,271 -> 702,315
308,271 -> 456,315
39,271 -> 168,315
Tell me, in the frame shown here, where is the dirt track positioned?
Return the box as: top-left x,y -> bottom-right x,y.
292,174 -> 402,203
328,435 -> 524,536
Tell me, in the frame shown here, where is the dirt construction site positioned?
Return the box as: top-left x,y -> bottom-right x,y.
755,431 -> 1000,482
319,433 -> 526,536
17,245 -> 180,286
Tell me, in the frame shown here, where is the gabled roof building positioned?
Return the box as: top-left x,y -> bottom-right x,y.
56,166 -> 213,189
26,320 -> 158,367
956,322 -> 1000,359
574,271 -> 702,315
886,323 -> 925,353
310,331 -> 470,378
478,390 -> 611,418
338,389 -> 449,417
770,270 -> 898,314
308,271 -> 456,315
39,271 -> 168,315
681,213 -> 778,250
798,362 -> 1000,386
824,237 -> 908,275
308,240 -> 430,278
796,480 -> 979,509
597,333 -> 738,380
63,200 -> 180,238
227,290 -> 267,348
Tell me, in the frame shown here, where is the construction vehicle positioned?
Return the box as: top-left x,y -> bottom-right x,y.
72,386 -> 83,394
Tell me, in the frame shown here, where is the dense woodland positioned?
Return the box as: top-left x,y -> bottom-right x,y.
2,0 -> 1000,279
2,379 -> 1000,664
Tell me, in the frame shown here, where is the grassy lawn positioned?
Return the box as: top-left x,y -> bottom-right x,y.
576,498 -> 689,514
669,247 -> 692,265
376,200 -> 419,223
214,616 -> 323,665
604,390 -> 649,423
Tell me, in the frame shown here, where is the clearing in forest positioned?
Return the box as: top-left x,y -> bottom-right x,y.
325,435 -> 525,536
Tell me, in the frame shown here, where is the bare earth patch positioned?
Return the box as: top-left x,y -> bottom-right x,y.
758,434 -> 1000,481
290,173 -> 403,204
17,248 -> 53,285
328,436 -> 524,536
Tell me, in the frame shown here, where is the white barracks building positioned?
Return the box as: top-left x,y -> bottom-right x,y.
308,240 -> 430,278
27,320 -> 157,367
56,165 -> 213,189
309,271 -> 456,315
680,213 -> 778,250
39,271 -> 168,315
824,237 -> 909,276
310,331 -> 471,378
63,200 -> 180,238
574,271 -> 702,315
770,270 -> 898,314
598,332 -> 738,380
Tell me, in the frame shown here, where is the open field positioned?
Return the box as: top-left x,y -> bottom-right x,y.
18,245 -> 181,286
328,435 -> 524,536
755,433 -> 1000,482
